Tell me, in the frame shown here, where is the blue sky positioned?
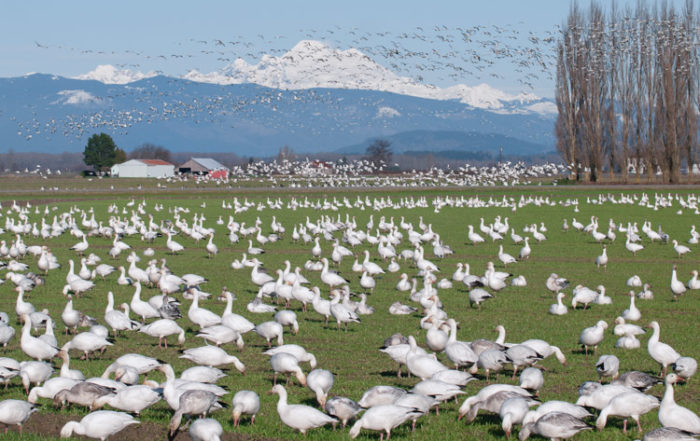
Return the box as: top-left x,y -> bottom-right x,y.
0,0 -> 691,97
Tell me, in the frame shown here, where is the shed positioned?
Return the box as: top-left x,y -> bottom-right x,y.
179,157 -> 229,178
111,159 -> 175,178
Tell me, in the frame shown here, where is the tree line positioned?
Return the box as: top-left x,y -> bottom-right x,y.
556,0 -> 698,182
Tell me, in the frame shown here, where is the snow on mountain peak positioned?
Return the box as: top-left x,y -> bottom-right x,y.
74,64 -> 157,84
79,42 -> 551,114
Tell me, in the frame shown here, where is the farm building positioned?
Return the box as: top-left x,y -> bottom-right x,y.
110,159 -> 175,178
179,157 -> 229,178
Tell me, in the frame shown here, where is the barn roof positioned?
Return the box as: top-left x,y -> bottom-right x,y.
138,159 -> 173,166
191,157 -> 227,170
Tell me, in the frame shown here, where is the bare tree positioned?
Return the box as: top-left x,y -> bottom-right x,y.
129,143 -> 172,162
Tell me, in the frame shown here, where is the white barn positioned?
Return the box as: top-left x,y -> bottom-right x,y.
111,159 -> 175,178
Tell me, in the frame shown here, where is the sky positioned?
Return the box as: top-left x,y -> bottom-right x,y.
0,0 -> 692,98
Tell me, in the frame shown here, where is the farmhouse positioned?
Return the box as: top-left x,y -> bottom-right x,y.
110,159 -> 175,178
179,157 -> 229,179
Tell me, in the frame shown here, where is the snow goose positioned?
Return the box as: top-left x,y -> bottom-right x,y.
349,404 -> 421,440
426,320 -> 449,352
671,265 -> 687,300
406,336 -> 449,380
595,355 -> 620,382
320,257 -> 348,288
638,427 -> 700,441
28,377 -> 79,404
139,319 -> 185,348
522,401 -> 591,426
197,325 -> 242,348
15,287 -> 35,317
362,250 -> 384,275
129,282 -> 159,323
255,321 -> 284,346
19,314 -> 58,361
576,383 -> 637,410
166,231 -> 184,254
477,349 -> 509,382
247,240 -> 264,255
19,361 -> 53,394
270,353 -> 306,386
612,371 -> 660,391
519,237 -> 531,261
65,331 -> 112,360
232,390 -> 260,426
188,291 -> 221,329
519,412 -> 591,440
595,245 -> 608,270
307,369 -> 333,407
101,385 -> 162,415
168,390 -> 221,437
622,291 -> 642,321
445,319 -> 478,369
190,418 -> 222,441
54,382 -> 115,411
104,292 -> 139,336
468,224 -> 485,245
571,285 -> 598,309
180,346 -> 245,374
269,384 -> 336,434
594,285 -> 612,305
329,301 -> 360,332
688,270 -> 700,290
57,347 -> 85,380
412,378 -> 466,402
469,288 -> 493,311
549,292 -> 568,315
325,396 -> 362,428
457,384 -> 531,421
520,339 -> 567,366
546,273 -> 569,293
647,321 -> 680,376
264,344 -> 317,368
626,235 -> 644,256
116,266 -> 132,285
519,368 -> 544,395
358,385 -> 406,408
180,366 -> 226,384
638,283 -> 654,300
659,373 -> 700,434
500,396 -> 531,438
60,410 -> 138,441
673,357 -> 697,382
627,274 -> 643,287
506,345 -> 543,378
499,245 -> 517,266
595,391 -> 658,433
672,240 -> 691,258
579,320 -> 608,355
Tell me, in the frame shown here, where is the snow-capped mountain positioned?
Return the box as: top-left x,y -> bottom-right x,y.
84,40 -> 553,114
74,64 -> 158,85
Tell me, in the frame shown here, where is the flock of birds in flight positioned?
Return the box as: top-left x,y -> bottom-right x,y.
0,190 -> 696,441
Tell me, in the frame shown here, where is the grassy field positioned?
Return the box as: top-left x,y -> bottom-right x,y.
0,183 -> 698,441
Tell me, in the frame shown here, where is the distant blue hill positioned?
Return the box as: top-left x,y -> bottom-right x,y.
0,73 -> 556,156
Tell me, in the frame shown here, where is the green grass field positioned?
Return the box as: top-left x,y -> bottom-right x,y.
0,181 -> 698,441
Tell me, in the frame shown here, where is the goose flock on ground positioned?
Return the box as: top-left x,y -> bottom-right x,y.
0,191 -> 697,441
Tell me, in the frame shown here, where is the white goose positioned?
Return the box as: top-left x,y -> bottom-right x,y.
579,320 -> 608,355
255,321 -> 284,347
670,265 -> 687,300
406,335 -> 449,380
596,392 -> 658,433
104,292 -> 139,336
139,319 -> 185,348
60,410 -> 139,440
622,291 -> 642,321
349,404 -> 421,439
188,292 -> 222,329
269,384 -> 336,434
549,292 -> 568,315
0,399 -> 37,433
180,346 -> 246,373
270,353 -> 307,386
20,314 -> 58,361
658,373 -> 700,434
307,369 -> 333,407
320,258 -> 348,288
129,282 -> 159,323
189,418 -> 223,441
647,321 -> 680,376
498,245 -> 517,266
232,390 -> 260,426
166,231 -> 184,254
